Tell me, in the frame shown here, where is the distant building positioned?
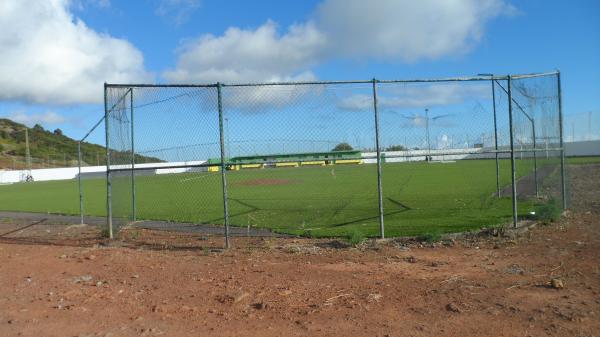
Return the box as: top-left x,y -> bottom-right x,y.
224,150 -> 363,170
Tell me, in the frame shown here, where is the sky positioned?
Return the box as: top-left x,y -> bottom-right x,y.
0,0 -> 598,157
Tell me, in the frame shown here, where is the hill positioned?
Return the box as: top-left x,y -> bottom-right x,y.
0,118 -> 161,170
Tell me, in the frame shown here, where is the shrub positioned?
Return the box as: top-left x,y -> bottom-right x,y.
301,229 -> 314,238
534,198 -> 561,224
332,142 -> 353,151
386,144 -> 406,151
417,231 -> 442,243
345,229 -> 365,246
100,227 -> 111,238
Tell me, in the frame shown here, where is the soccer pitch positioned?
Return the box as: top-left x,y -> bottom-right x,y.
0,159 -> 544,237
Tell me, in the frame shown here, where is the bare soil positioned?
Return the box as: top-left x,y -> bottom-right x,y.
0,164 -> 599,337
500,164 -> 557,200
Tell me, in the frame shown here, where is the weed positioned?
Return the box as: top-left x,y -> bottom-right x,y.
301,229 -> 314,238
417,231 -> 442,243
128,230 -> 140,240
100,227 -> 110,238
534,198 -> 561,224
345,229 -> 365,247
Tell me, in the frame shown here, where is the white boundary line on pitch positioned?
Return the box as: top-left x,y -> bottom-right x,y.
179,174 -> 216,183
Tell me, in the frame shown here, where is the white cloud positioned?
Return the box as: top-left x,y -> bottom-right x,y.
163,20 -> 326,110
438,134 -> 451,148
164,20 -> 326,84
7,111 -> 67,126
155,0 -> 202,26
0,0 -> 151,105
336,94 -> 373,112
316,0 -> 515,61
164,0 -> 513,85
222,72 -> 321,112
338,83 -> 489,111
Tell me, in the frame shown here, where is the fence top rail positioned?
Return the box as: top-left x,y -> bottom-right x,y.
510,71 -> 560,80
104,71 -> 559,89
80,115 -> 106,142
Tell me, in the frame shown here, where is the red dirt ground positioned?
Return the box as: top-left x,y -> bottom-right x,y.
0,164 -> 599,337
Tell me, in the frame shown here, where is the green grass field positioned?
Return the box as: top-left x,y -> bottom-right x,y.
0,158 -> 556,237
567,156 -> 600,165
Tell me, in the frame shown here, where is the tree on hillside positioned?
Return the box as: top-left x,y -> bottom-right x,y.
332,142 -> 353,151
53,128 -> 63,136
33,124 -> 44,131
386,144 -> 406,151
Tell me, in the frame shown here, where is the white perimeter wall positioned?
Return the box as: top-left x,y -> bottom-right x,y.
0,160 -> 207,184
362,148 -> 483,163
4,142 -> 596,185
1,150 -> 491,184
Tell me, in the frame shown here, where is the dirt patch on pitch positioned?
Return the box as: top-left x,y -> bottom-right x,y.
500,164 -> 557,200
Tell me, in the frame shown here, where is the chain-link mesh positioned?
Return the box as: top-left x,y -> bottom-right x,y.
106,87 -> 134,227
376,80 -> 516,235
106,86 -> 221,231
565,110 -> 600,142
510,74 -> 564,215
222,83 -> 379,237
78,117 -> 108,224
104,72 -> 566,242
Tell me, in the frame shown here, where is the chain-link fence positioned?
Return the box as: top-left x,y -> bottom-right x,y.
77,116 -> 107,225
102,72 -> 566,246
565,110 -> 600,142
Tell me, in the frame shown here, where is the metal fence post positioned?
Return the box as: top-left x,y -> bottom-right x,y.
491,79 -> 501,198
507,76 -> 518,228
532,120 -> 538,198
557,71 -> 567,209
372,79 -> 385,239
104,83 -> 114,239
77,141 -> 84,225
130,88 -> 136,221
217,83 -> 230,248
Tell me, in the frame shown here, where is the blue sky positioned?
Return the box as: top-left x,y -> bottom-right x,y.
0,0 -> 598,154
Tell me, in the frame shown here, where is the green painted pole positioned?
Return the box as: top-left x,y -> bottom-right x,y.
130,88 -> 136,221
507,76 -> 518,228
372,79 -> 385,239
557,71 -> 567,209
104,83 -> 114,239
217,83 -> 230,248
78,141 -> 84,225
